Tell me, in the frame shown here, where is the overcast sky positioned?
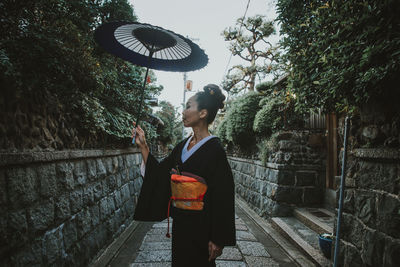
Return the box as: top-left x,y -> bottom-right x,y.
130,0 -> 279,111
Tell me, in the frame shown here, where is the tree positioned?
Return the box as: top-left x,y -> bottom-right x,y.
155,101 -> 183,146
276,0 -> 400,112
0,0 -> 163,149
222,15 -> 280,94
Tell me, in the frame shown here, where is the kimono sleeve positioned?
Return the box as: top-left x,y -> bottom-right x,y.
133,151 -> 175,221
209,151 -> 236,247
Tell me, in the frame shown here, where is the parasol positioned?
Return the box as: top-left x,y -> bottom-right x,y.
94,21 -> 208,143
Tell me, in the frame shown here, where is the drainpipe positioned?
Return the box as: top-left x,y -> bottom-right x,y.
333,116 -> 350,267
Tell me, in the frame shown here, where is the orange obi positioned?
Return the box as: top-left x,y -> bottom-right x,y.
165,171 -> 207,237
170,173 -> 208,210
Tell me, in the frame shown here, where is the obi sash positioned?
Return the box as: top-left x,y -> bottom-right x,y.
165,170 -> 208,237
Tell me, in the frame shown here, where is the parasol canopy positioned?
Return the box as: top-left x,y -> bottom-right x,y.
94,21 -> 208,143
94,21 -> 208,71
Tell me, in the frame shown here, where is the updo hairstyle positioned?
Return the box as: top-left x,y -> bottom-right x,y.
195,84 -> 226,124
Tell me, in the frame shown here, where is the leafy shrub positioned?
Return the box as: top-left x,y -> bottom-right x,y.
140,121 -> 158,146
256,81 -> 275,95
216,116 -> 229,144
80,95 -> 111,135
0,0 -> 162,149
224,92 -> 263,148
276,0 -> 400,112
78,94 -> 158,145
257,132 -> 279,165
253,94 -> 304,137
253,97 -> 282,137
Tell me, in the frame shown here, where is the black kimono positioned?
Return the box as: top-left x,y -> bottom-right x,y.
133,137 -> 236,267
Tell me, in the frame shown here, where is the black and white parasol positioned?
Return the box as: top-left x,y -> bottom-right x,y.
95,21 -> 208,71
94,21 -> 208,143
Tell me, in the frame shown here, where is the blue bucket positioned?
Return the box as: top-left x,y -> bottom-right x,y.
318,233 -> 333,259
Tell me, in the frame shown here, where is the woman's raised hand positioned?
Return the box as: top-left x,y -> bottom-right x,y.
132,122 -> 147,149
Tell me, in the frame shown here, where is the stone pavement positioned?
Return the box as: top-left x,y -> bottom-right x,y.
130,216 -> 280,267
105,198 -> 310,267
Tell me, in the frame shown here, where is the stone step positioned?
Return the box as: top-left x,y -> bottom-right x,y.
270,216 -> 332,267
293,207 -> 334,235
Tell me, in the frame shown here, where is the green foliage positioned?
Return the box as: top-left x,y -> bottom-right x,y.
253,97 -> 282,137
79,95 -> 111,135
0,0 -> 162,144
155,101 -> 183,146
253,92 -> 304,137
216,116 -> 229,144
257,132 -> 279,165
222,15 -> 281,93
255,81 -> 275,95
224,93 -> 263,148
140,120 -> 159,146
276,0 -> 400,112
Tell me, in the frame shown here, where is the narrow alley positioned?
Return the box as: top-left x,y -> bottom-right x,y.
94,198 -> 314,267
2,1 -> 399,267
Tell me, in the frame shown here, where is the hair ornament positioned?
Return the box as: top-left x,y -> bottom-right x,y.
209,89 -> 215,95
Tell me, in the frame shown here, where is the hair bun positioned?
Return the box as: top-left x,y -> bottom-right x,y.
203,84 -> 226,109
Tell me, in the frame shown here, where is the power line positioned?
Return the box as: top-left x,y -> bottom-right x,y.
222,0 -> 251,79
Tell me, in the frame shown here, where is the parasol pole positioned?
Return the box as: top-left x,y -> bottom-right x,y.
132,51 -> 153,144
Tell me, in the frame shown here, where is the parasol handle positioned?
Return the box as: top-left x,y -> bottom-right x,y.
132,66 -> 150,144
132,51 -> 153,144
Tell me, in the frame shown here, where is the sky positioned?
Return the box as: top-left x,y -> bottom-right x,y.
129,0 -> 279,111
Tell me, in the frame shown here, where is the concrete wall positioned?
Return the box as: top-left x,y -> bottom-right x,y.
229,131 -> 326,217
0,149 -> 143,266
336,148 -> 400,266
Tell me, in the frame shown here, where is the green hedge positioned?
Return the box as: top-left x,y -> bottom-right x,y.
217,93 -> 262,148
217,90 -> 304,151
276,0 -> 400,112
216,117 -> 229,145
253,95 -> 304,137
0,0 -> 162,147
253,97 -> 282,137
257,132 -> 279,165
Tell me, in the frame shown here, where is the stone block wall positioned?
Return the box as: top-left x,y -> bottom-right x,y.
0,149 -> 143,266
228,131 -> 325,217
229,157 -> 325,217
336,148 -> 400,267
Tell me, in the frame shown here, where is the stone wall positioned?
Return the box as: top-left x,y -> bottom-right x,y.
0,149 -> 143,266
0,98 -> 139,151
229,131 -> 326,217
336,148 -> 400,266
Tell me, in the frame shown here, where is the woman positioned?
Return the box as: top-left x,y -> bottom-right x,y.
133,84 -> 236,267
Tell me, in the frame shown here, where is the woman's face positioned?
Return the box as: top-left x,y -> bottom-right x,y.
182,96 -> 206,127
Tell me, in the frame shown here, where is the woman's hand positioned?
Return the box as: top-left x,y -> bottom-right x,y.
132,123 -> 147,148
132,123 -> 149,165
208,241 -> 223,261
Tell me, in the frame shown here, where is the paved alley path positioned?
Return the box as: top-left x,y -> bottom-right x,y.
108,200 -> 307,267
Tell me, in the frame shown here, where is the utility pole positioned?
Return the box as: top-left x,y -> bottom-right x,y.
182,36 -> 199,139
182,72 -> 187,139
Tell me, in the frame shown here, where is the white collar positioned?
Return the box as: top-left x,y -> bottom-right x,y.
181,135 -> 216,163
